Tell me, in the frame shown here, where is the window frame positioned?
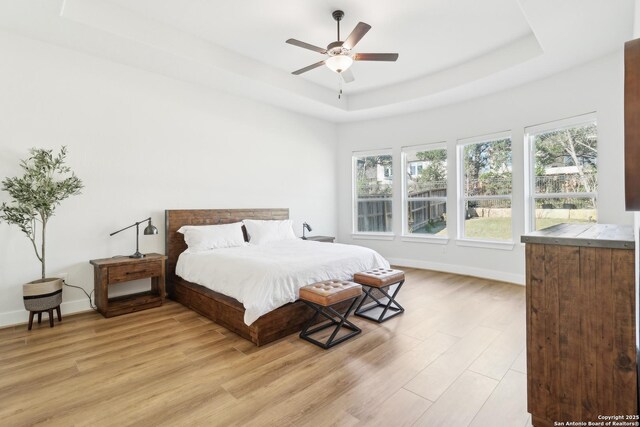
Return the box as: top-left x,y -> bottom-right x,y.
524,113 -> 598,233
401,142 -> 449,242
456,131 -> 513,245
351,148 -> 395,238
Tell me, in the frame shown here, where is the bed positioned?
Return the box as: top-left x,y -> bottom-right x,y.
165,209 -> 389,346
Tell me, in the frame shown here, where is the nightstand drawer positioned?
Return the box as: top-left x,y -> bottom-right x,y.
109,261 -> 161,284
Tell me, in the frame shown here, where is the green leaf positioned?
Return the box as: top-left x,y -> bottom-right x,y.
0,146 -> 84,276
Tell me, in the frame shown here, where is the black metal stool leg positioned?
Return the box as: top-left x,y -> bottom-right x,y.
354,287 -> 375,313
357,286 -> 386,310
300,304 -> 323,336
355,280 -> 405,323
323,296 -> 361,346
378,280 -> 405,320
300,304 -> 340,337
300,297 -> 362,349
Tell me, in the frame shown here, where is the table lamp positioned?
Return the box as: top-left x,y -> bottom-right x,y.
110,217 -> 158,258
302,222 -> 312,239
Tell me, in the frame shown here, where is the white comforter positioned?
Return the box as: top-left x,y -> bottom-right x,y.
175,239 -> 390,325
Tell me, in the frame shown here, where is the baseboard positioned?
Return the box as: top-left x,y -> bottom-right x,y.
0,297 -> 93,328
386,257 -> 525,286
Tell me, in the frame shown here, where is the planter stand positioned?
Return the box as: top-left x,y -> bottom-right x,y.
28,307 -> 62,330
23,278 -> 63,330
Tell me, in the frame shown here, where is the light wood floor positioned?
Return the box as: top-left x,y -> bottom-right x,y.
0,268 -> 531,427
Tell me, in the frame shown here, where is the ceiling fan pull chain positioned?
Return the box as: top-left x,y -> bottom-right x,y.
338,76 -> 343,99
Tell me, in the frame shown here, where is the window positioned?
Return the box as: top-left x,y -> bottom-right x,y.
402,144 -> 447,237
353,150 -> 393,233
458,133 -> 513,242
409,163 -> 423,176
525,114 -> 597,231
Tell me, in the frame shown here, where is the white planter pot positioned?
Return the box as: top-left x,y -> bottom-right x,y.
23,278 -> 63,312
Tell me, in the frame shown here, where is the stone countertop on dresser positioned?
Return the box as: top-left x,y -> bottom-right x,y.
521,223 -> 634,249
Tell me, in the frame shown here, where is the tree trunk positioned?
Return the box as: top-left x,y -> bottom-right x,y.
41,219 -> 46,279
563,131 -> 595,206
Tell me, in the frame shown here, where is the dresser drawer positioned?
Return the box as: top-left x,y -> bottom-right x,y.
108,260 -> 161,284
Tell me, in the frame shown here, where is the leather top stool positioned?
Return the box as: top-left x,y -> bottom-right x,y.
353,268 -> 405,323
299,280 -> 362,349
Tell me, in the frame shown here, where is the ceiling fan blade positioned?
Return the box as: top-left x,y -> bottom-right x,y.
292,60 -> 326,75
340,69 -> 355,83
354,53 -> 399,62
342,22 -> 371,50
286,39 -> 327,54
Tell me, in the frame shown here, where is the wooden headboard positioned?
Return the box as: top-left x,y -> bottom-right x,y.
164,209 -> 289,288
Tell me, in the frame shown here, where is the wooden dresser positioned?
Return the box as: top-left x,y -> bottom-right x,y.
626,38 -> 640,210
521,224 -> 638,426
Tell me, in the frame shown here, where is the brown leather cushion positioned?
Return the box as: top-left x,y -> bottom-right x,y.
299,280 -> 362,307
353,268 -> 405,288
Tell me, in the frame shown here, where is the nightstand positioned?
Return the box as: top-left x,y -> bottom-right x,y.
303,236 -> 335,243
90,253 -> 167,318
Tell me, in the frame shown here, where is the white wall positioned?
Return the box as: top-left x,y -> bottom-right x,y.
337,51 -> 632,284
0,31 -> 337,326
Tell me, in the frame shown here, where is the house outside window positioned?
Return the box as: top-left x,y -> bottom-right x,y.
408,162 -> 424,177
525,113 -> 597,232
353,150 -> 393,233
458,132 -> 513,242
402,144 -> 447,237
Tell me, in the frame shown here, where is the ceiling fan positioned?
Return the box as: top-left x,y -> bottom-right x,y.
286,10 -> 399,84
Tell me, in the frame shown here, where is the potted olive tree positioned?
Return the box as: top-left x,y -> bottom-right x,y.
0,147 -> 83,328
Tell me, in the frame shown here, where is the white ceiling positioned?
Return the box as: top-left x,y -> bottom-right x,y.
106,0 -> 534,94
0,0 -> 634,122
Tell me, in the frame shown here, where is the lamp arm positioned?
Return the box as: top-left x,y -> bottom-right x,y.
109,217 -> 152,236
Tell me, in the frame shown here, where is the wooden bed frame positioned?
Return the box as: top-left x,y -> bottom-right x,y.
165,208 -> 321,346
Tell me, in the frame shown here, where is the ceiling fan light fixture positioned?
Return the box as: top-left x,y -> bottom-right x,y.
325,54 -> 353,73
286,10 -> 397,80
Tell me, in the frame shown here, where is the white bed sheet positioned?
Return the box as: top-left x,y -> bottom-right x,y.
175,239 -> 390,325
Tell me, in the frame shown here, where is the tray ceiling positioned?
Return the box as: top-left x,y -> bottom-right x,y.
0,0 -> 634,122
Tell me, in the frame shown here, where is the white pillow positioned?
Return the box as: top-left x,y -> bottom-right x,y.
177,222 -> 246,251
243,219 -> 297,245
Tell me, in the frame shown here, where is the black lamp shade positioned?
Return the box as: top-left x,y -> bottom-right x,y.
144,222 -> 158,235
